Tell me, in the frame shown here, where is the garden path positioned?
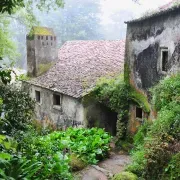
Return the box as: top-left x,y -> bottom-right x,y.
74,152 -> 131,180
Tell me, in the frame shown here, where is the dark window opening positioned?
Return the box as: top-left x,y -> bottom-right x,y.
162,50 -> 168,72
46,36 -> 48,40
136,107 -> 142,118
42,42 -> 44,46
41,36 -> 43,40
51,36 -> 53,40
38,36 -> 40,40
35,90 -> 40,103
53,94 -> 60,105
54,36 -> 56,41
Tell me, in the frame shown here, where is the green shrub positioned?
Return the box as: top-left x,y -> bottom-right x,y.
0,85 -> 35,135
162,152 -> 180,180
128,74 -> 180,180
112,171 -> 138,180
133,120 -> 151,147
127,148 -> 146,177
151,74 -> 180,111
16,127 -> 111,179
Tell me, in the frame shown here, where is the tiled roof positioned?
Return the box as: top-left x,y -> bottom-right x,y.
126,0 -> 180,24
30,26 -> 55,36
29,40 -> 125,98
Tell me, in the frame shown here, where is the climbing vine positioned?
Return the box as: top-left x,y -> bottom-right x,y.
93,74 -> 150,140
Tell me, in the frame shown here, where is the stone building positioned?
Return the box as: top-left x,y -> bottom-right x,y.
24,34 -> 125,135
125,1 -> 180,133
27,27 -> 57,77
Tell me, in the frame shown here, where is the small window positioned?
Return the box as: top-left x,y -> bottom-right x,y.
35,90 -> 40,103
51,36 -> 53,40
47,42 -> 48,45
46,36 -> 48,40
51,42 -> 53,46
53,94 -> 60,105
161,48 -> 168,72
54,36 -> 56,41
42,42 -> 44,46
41,36 -> 43,40
38,36 -> 40,40
136,107 -> 142,119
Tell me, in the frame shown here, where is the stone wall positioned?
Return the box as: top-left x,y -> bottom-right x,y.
27,34 -> 57,77
22,82 -> 84,129
22,82 -> 117,135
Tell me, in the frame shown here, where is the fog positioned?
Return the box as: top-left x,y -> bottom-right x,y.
11,0 -> 170,68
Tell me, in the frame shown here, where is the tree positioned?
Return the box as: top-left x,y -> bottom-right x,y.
0,0 -> 64,83
36,0 -> 103,46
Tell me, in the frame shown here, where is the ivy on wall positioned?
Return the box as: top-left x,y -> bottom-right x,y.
93,74 -> 150,140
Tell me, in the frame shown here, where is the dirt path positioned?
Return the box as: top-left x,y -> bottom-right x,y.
73,153 -> 131,180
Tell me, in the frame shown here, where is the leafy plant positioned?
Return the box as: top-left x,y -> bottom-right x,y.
128,74 -> 180,180
0,85 -> 35,135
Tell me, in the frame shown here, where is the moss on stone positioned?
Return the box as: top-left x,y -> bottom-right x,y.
69,154 -> 87,171
124,63 -> 130,85
112,171 -> 138,180
38,62 -> 54,76
130,86 -> 150,113
33,27 -> 54,36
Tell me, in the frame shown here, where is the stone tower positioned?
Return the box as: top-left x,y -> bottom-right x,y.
27,27 -> 57,77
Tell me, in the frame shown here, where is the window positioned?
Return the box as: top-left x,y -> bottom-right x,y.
41,36 -> 43,40
42,42 -> 44,46
54,36 -> 56,41
51,42 -> 53,46
161,48 -> 168,72
51,36 -> 53,40
136,107 -> 142,119
47,42 -> 48,45
38,36 -> 40,40
46,36 -> 48,40
53,94 -> 61,105
35,90 -> 40,103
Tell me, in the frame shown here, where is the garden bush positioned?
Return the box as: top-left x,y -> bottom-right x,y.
0,85 -> 34,135
127,74 -> 180,180
16,127 -> 111,179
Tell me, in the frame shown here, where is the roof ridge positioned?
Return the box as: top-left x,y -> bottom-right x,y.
126,0 -> 180,24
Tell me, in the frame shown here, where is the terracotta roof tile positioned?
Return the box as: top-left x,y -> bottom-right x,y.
29,40 -> 125,98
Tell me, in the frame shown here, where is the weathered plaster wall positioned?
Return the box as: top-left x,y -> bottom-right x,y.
125,10 -> 180,133
22,82 -> 84,128
126,9 -> 180,92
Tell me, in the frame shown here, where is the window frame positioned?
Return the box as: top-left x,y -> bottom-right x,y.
160,47 -> 168,73
136,107 -> 143,119
53,94 -> 61,106
35,90 -> 41,103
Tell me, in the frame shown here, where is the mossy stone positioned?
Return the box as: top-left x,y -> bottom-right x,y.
69,154 -> 87,171
112,171 -> 138,180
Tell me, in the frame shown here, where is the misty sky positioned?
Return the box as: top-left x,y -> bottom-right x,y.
101,0 -> 170,23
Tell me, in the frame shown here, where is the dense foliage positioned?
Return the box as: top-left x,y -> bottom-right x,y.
94,75 -> 130,140
0,126 -> 111,179
0,86 -> 111,180
0,85 -> 34,135
94,74 -> 150,140
127,74 -> 180,180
